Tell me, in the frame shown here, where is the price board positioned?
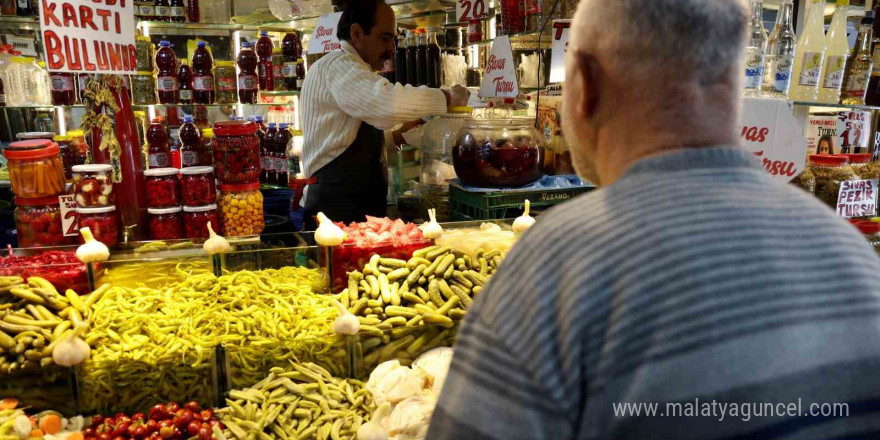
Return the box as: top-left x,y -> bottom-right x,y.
456,0 -> 489,22
548,20 -> 570,83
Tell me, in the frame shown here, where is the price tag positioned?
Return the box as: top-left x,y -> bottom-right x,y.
836,110 -> 871,154
738,97 -> 807,182
456,0 -> 489,22
479,35 -> 518,98
59,195 -> 79,237
548,20 -> 570,83
836,179 -> 878,218
307,12 -> 343,55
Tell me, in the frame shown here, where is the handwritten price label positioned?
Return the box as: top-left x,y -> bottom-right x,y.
457,0 -> 488,22
479,35 -> 518,98
836,111 -> 870,154
58,195 -> 78,237
549,20 -> 570,83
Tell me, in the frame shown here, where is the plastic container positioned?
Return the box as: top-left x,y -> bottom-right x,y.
5,140 -> 66,198
178,61 -> 193,105
420,108 -> 472,220
14,196 -> 76,248
809,154 -> 859,209
845,153 -> 879,180
144,167 -> 181,208
180,166 -> 216,206
5,56 -> 36,106
192,41 -> 215,104
131,71 -> 158,105
183,204 -> 219,238
453,117 -> 545,187
53,135 -> 77,180
148,206 -> 184,239
147,118 -> 171,167
71,164 -> 114,207
218,183 -> 264,236
256,31 -> 275,91
215,61 -> 237,104
237,42 -> 259,103
851,219 -> 880,255
274,123 -> 292,186
213,120 -> 261,184
156,41 -> 179,104
281,32 -> 302,90
76,206 -> 118,246
179,115 -> 202,167
262,123 -> 277,184
49,71 -> 76,106
272,48 -> 285,91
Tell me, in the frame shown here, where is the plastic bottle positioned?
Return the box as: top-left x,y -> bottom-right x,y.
395,34 -> 408,85
178,60 -> 193,104
405,31 -> 418,87
789,0 -> 826,102
147,118 -> 171,168
426,29 -> 441,88
296,58 -> 305,90
187,0 -> 199,22
256,31 -> 275,91
5,56 -> 30,106
281,32 -> 302,90
255,116 -> 267,183
275,123 -> 292,186
15,0 -> 30,16
179,115 -> 201,167
33,60 -> 51,105
154,0 -> 171,21
0,77 -> 6,108
263,122 -> 278,184
416,30 -> 427,87
156,41 -> 180,104
0,46 -> 12,86
192,41 -> 215,104
237,41 -> 258,103
169,0 -> 185,22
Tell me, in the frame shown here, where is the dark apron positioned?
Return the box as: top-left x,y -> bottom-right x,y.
303,122 -> 387,230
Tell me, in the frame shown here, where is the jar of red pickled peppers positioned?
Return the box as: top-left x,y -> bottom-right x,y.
212,120 -> 260,184
179,166 -> 216,206
183,204 -> 219,239
148,206 -> 184,240
76,205 -> 119,246
72,164 -> 114,207
14,196 -> 77,248
144,167 -> 181,208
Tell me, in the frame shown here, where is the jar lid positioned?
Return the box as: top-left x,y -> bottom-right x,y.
5,141 -> 60,159
72,164 -> 113,173
809,154 -> 848,166
180,166 -> 214,175
11,56 -> 30,63
15,132 -> 56,140
851,219 -> 880,235
213,120 -> 258,136
136,35 -> 151,42
52,135 -> 69,142
845,153 -> 872,164
148,206 -> 183,214
448,106 -> 473,113
14,195 -> 61,206
216,61 -> 235,67
66,129 -> 84,137
220,182 -> 260,192
183,204 -> 218,213
76,205 -> 116,214
136,70 -> 154,75
201,128 -> 214,138
144,167 -> 180,177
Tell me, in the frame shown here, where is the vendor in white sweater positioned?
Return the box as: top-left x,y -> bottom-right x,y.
300,0 -> 468,229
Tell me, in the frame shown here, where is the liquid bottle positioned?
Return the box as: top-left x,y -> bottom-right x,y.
818,0 -> 850,104
281,32 -> 302,90
395,33 -> 408,85
237,41 -> 259,103
34,60 -> 51,105
147,118 -> 171,168
275,123 -> 292,186
178,115 -> 201,167
178,60 -> 193,104
263,123 -> 278,184
865,5 -> 880,105
1,0 -> 14,15
405,31 -> 418,87
788,0 -> 826,102
154,0 -> 171,21
743,0 -> 767,96
169,0 -> 185,22
0,46 -> 11,86
192,41 -> 215,104
156,41 -> 180,104
187,0 -> 199,22
416,30 -> 427,87
0,77 -> 6,108
760,0 -> 796,98
255,116 -> 266,183
15,0 -> 30,16
50,71 -> 75,106
272,48 -> 286,91
256,31 -> 275,91
426,29 -> 441,88
842,12 -> 875,105
295,58 -> 305,90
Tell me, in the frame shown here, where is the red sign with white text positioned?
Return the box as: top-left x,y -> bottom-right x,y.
308,12 -> 342,55
479,35 -> 518,98
739,97 -> 807,182
39,0 -> 136,73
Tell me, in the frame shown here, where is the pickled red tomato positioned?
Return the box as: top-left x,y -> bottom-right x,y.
144,168 -> 181,208
76,206 -> 119,246
14,196 -> 76,248
148,207 -> 184,240
180,166 -> 217,206
213,121 -> 260,184
183,205 -> 219,239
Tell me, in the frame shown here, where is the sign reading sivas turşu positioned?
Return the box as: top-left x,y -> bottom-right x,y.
738,97 -> 807,182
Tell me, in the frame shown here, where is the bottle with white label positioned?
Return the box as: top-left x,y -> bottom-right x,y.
760,0 -> 796,98
818,0 -> 850,104
789,0 -> 826,102
842,12 -> 875,105
743,0 -> 767,96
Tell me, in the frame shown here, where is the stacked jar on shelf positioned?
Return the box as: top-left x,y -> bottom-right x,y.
72,164 -> 119,246
213,120 -> 265,236
144,168 -> 185,240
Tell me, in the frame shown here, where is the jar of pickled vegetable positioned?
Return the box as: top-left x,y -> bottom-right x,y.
5,140 -> 67,198
14,196 -> 77,248
148,206 -> 184,240
215,61 -> 237,104
180,166 -> 216,206
212,121 -> 260,184
218,183 -> 264,236
136,35 -> 154,71
53,135 -> 77,180
76,205 -> 118,246
67,129 -> 89,165
132,71 -> 158,105
200,128 -> 214,166
144,167 -> 181,208
72,164 -> 114,207
183,204 -> 219,239
809,154 -> 859,209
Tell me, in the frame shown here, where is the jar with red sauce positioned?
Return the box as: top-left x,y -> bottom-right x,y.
180,166 -> 216,206
183,204 -> 219,239
148,206 -> 184,240
71,164 -> 114,207
14,196 -> 77,248
76,205 -> 119,246
212,120 -> 260,184
144,167 -> 181,208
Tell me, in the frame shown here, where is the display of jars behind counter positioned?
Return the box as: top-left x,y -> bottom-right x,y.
218,183 -> 264,236
76,205 -> 119,246
213,120 -> 260,184
148,206 -> 185,239
14,196 -> 77,248
5,140 -> 67,199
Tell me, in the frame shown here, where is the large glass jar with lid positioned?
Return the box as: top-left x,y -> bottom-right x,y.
420,107 -> 472,220
453,117 -> 544,187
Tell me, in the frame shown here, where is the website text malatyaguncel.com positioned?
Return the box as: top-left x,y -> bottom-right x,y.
612,398 -> 850,422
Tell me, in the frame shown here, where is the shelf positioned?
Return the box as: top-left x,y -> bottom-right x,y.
0,15 -> 38,31
467,30 -> 551,49
259,90 -> 300,97
791,101 -> 880,112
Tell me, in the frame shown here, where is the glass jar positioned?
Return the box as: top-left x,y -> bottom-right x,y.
844,153 -> 879,180
53,135 -> 76,180
851,219 -> 880,255
200,128 -> 214,166
72,164 -> 115,207
5,139 -> 67,198
180,166 -> 216,206
809,154 -> 859,208
421,107 -> 472,220
135,36 -> 154,71
183,204 -> 219,239
14,196 -> 76,248
148,206 -> 184,240
212,120 -> 261,184
452,117 -> 545,187
790,168 -> 816,194
215,61 -> 237,104
76,205 -> 119,246
131,71 -> 157,105
218,183 -> 264,236
144,167 -> 181,208
49,71 -> 76,106
67,129 -> 89,165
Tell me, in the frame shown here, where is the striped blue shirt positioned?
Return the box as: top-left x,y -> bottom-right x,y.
427,146 -> 880,440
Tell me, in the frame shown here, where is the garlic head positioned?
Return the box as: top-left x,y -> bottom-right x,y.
52,323 -> 91,367
315,212 -> 346,246
419,208 -> 443,240
203,221 -> 230,255
13,415 -> 30,439
75,227 -> 110,264
387,396 -> 436,439
332,299 -> 360,335
357,402 -> 391,440
512,199 -> 536,233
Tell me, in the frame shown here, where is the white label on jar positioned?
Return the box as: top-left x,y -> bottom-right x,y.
149,152 -> 169,167
181,150 -> 198,166
138,5 -> 154,15
193,76 -> 214,91
261,155 -> 273,171
155,5 -> 170,16
218,77 -> 235,91
157,76 -> 179,92
179,89 -> 193,100
50,74 -> 74,91
170,6 -> 184,16
282,62 -> 296,78
239,75 -> 257,91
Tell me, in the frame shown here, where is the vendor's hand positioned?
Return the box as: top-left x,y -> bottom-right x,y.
448,84 -> 470,107
393,119 -> 424,147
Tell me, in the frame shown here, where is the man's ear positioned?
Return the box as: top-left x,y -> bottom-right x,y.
350,23 -> 364,44
575,52 -> 601,119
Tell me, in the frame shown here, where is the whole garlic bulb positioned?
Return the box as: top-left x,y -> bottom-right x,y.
315,212 -> 346,246
512,199 -> 536,233
419,209 -> 443,240
75,227 -> 110,263
332,300 -> 360,335
52,323 -> 90,367
203,221 -> 231,255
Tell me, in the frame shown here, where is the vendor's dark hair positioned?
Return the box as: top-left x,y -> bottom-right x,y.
337,0 -> 383,41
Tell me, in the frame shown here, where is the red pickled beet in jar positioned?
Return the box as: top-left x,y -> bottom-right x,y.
155,41 -> 180,104
183,204 -> 219,239
212,120 -> 260,184
237,42 -> 259,104
148,206 -> 184,239
50,72 -> 76,106
14,196 -> 77,248
76,205 -> 119,246
180,166 -> 216,206
144,167 -> 181,208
